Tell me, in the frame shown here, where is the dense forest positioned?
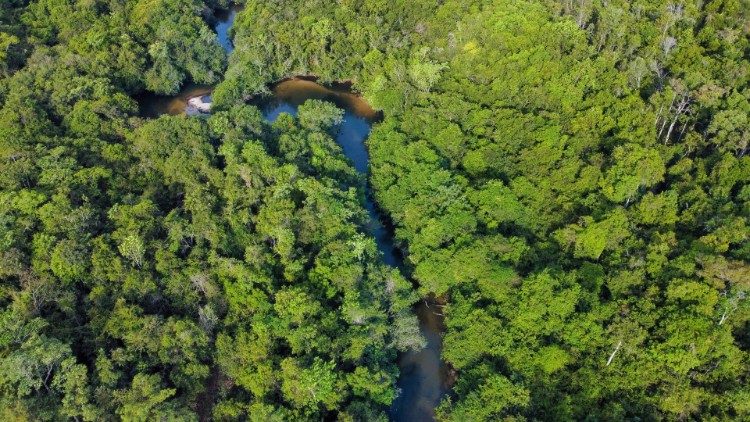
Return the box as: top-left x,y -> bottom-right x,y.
0,1 -> 422,420
2,0 -> 749,421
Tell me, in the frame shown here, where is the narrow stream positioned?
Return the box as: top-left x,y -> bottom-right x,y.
261,78 -> 449,422
137,6 -> 449,421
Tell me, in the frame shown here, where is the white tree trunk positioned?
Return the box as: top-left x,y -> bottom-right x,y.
718,310 -> 728,325
606,341 -> 623,366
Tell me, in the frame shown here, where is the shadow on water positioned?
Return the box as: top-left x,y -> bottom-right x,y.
135,3 -> 451,419
212,4 -> 242,53
259,79 -> 397,267
261,79 -> 452,422
391,296 -> 454,422
136,83 -> 213,118
135,4 -> 241,118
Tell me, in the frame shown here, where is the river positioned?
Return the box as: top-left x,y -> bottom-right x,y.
137,5 -> 449,421
260,79 -> 451,421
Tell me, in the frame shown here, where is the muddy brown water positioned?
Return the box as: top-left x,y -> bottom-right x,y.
137,83 -> 212,117
136,5 -> 451,421
391,296 -> 453,421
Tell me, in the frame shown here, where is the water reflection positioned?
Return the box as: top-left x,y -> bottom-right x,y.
260,79 -> 398,267
136,5 -> 239,117
391,297 -> 450,422
261,79 -> 449,422
137,84 -> 212,118
134,3 -> 450,418
213,4 -> 242,53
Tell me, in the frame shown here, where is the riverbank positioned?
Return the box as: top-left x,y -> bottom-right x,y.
257,80 -> 452,421
135,3 -> 452,420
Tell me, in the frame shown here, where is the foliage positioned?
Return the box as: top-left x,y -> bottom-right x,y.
2,0 -> 749,420
0,2 -> 421,418
220,0 -> 750,419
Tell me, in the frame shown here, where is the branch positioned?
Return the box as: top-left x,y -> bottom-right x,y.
606,340 -> 623,366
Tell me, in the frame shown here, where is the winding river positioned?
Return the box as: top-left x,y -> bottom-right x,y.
260,79 -> 451,421
138,6 -> 449,421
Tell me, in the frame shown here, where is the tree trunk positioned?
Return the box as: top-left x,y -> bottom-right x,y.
606,340 -> 623,366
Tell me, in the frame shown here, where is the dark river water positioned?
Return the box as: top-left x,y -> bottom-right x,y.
261,81 -> 451,420
138,5 -> 449,421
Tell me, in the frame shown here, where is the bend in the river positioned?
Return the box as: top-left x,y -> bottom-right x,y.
137,5 -> 449,421
260,81 -> 450,420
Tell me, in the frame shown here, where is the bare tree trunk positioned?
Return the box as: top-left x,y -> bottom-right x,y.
664,93 -> 691,143
677,119 -> 689,142
606,340 -> 623,366
665,117 -> 679,143
654,103 -> 664,126
657,94 -> 676,138
718,310 -> 728,325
